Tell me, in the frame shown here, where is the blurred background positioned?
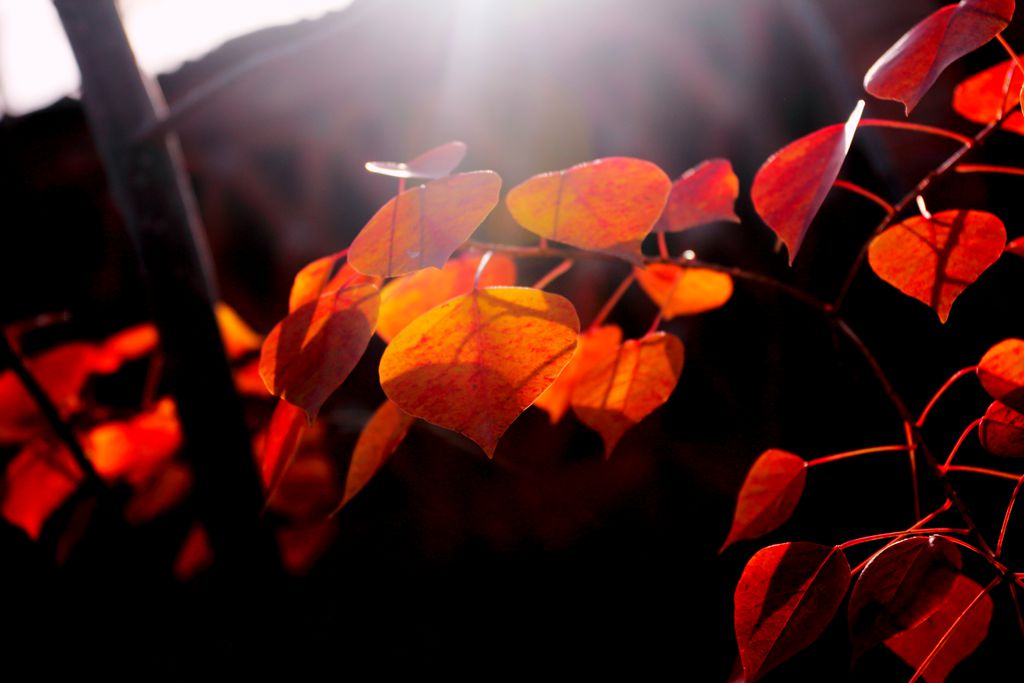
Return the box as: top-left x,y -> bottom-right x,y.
1,0 -> 1022,679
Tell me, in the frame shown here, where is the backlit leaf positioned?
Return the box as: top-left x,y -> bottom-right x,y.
721,449 -> 806,551
259,399 -> 308,497
1008,237 -> 1024,257
289,253 -> 380,313
979,401 -> 1024,457
570,331 -> 684,458
751,101 -> 864,264
376,252 -> 516,342
365,141 -> 467,180
260,281 -> 380,418
214,303 -> 262,359
82,398 -> 182,485
977,339 -> 1024,412
335,399 -> 414,511
349,171 -> 502,278
885,574 -> 993,683
865,0 -> 1015,114
634,263 -> 733,318
534,324 -> 623,424
735,542 -> 851,682
0,439 -> 82,540
506,157 -> 671,262
952,60 -> 1024,134
659,158 -> 740,232
379,286 -> 580,457
848,536 -> 962,659
867,210 -> 1005,322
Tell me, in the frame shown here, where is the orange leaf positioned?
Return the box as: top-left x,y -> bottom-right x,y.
1,439 -> 82,540
379,286 -> 580,457
659,158 -> 740,232
721,449 -> 806,551
377,252 -> 516,343
634,263 -> 733,318
885,574 -> 993,683
752,101 -> 863,264
335,399 -> 414,511
214,303 -> 262,359
534,324 -> 623,424
979,401 -> 1024,457
259,399 -> 308,497
868,210 -> 1005,322
267,450 -> 341,522
98,324 -> 159,367
260,281 -> 380,418
233,359 -> 269,397
570,331 -> 684,458
349,171 -> 502,278
977,338 -> 1024,412
865,0 -> 1014,114
953,60 -> 1024,134
83,398 -> 182,485
364,141 -> 467,180
506,157 -> 671,262
289,252 -> 380,313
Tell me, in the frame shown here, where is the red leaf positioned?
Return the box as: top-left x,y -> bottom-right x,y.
953,60 -> 1024,134
506,157 -> 671,262
1,439 -> 82,540
634,263 -> 733,318
865,0 -> 1015,114
721,449 -> 807,551
534,324 -> 623,424
289,253 -> 380,314
979,401 -> 1024,456
349,171 -> 502,278
379,287 -> 580,457
124,462 -> 193,525
259,399 -> 307,497
659,158 -> 740,232
867,210 -> 1005,323
259,280 -> 380,418
364,141 -> 467,180
376,252 -> 516,342
977,338 -> 1024,412
752,101 -> 864,264
335,399 -> 414,511
885,575 -> 993,683
83,397 -> 182,485
570,331 -> 684,458
1008,236 -> 1024,257
848,536 -> 962,659
267,449 -> 341,522
735,542 -> 851,682
277,519 -> 339,575
233,359 -> 269,397
174,524 -> 213,581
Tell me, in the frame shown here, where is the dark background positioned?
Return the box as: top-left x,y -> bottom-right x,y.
1,0 -> 1022,679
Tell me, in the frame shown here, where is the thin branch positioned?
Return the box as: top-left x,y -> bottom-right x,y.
850,501 -> 953,574
832,180 -> 895,215
859,118 -> 974,146
838,527 -> 969,550
997,473 -> 1024,556
806,444 -> 908,467
588,272 -> 636,330
942,419 -> 982,468
997,34 -> 1024,76
944,465 -> 1020,482
917,366 -> 978,427
905,420 -> 921,520
532,258 -> 573,290
955,163 -> 1024,176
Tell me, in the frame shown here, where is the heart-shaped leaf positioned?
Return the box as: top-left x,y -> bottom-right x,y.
570,331 -> 684,458
953,60 -> 1024,134
658,158 -> 740,232
735,542 -> 851,682
978,339 -> 1024,412
752,100 -> 864,264
365,141 -> 468,180
865,0 -> 1015,114
885,574 -> 993,683
867,210 -> 1005,322
506,157 -> 671,262
260,281 -> 380,419
349,171 -> 502,278
377,252 -> 516,342
534,324 -> 623,425
334,399 -> 414,511
379,286 -> 579,457
721,449 -> 807,552
848,536 -> 962,660
634,263 -> 733,318
979,401 -> 1024,457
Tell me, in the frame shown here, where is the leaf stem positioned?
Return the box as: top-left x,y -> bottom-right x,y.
859,118 -> 974,146
997,33 -> 1024,76
941,419 -> 982,468
806,444 -> 908,467
997,473 -> 1024,556
532,258 -> 574,290
473,250 -> 494,289
916,366 -> 978,427
588,272 -> 636,330
838,528 -> 969,550
905,420 -> 921,521
832,180 -> 895,215
657,231 -> 670,260
943,465 -> 1019,482
954,163 -> 1024,176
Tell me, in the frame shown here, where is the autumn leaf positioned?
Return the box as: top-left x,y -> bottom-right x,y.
289,253 -> 380,313
634,263 -> 733,318
751,100 -> 864,264
979,401 -> 1024,457
658,158 -> 740,232
534,324 -> 623,424
260,280 -> 380,419
174,524 -> 213,581
259,399 -> 308,499
952,60 -> 1024,134
376,252 -> 516,342
977,339 -> 1024,412
848,536 -> 962,660
0,438 -> 82,540
720,449 -> 806,551
82,398 -> 182,485
1008,236 -> 1024,257
865,0 -> 1015,114
364,141 -> 468,179
277,520 -> 339,576
348,171 -> 502,278
379,286 -> 580,457
124,462 -> 193,525
885,574 -> 993,683
570,331 -> 684,458
735,542 -> 851,682
267,449 -> 341,522
867,210 -> 1005,322
506,157 -> 671,262
333,399 -> 414,512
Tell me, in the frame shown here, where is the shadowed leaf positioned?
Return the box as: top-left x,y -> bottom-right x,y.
979,401 -> 1024,456
535,324 -> 623,424
174,524 -> 213,581
124,462 -> 193,525
0,439 -> 82,540
953,60 -> 1024,133
659,158 -> 740,232
721,449 -> 806,551
289,253 -> 380,313
365,141 -> 467,179
634,263 -> 733,318
334,399 -> 414,511
978,339 -> 1024,412
259,399 -> 308,498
